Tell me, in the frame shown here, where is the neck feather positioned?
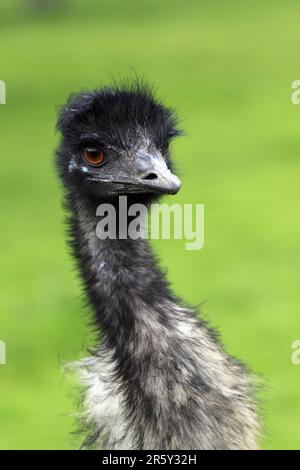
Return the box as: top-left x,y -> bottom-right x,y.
67,193 -> 174,348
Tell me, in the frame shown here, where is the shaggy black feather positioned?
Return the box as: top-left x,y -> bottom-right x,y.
56,80 -> 260,450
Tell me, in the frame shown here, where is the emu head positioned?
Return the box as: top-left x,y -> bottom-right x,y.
56,82 -> 182,202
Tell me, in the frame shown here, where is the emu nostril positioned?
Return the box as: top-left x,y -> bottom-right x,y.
143,173 -> 158,180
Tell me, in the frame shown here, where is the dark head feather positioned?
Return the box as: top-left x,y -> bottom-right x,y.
57,80 -> 181,152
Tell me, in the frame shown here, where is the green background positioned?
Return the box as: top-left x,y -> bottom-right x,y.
1,0 -> 300,449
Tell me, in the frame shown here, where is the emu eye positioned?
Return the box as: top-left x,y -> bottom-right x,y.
83,148 -> 105,166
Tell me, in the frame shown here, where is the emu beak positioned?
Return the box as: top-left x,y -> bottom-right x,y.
134,152 -> 181,195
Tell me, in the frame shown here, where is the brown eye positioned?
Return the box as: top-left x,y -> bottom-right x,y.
83,148 -> 105,166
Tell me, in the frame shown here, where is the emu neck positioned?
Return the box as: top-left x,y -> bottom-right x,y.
70,195 -> 173,348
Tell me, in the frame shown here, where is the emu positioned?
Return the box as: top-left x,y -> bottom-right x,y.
56,81 -> 260,450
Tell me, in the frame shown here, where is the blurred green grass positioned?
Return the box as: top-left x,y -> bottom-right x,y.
1,0 -> 300,449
